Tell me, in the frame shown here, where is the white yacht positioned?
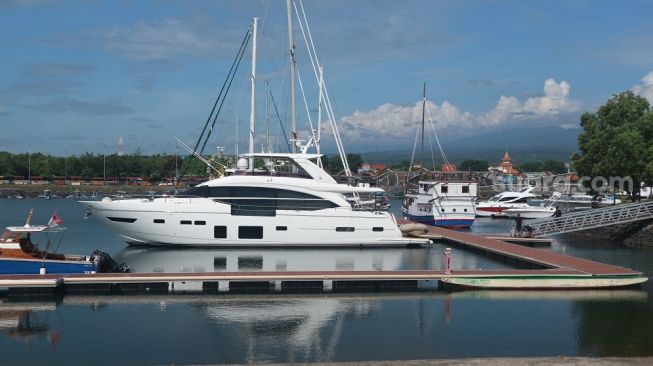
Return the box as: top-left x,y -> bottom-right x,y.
81,153 -> 428,247
402,181 -> 477,228
474,186 -> 540,217
502,205 -> 556,219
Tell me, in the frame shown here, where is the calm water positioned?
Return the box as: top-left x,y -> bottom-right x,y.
1,198 -> 652,365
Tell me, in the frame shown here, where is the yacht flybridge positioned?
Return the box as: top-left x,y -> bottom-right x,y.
81,153 -> 428,247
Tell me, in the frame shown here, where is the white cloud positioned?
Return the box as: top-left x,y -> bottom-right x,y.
632,70 -> 653,103
333,100 -> 473,142
480,79 -> 582,125
102,19 -> 223,61
334,78 -> 582,143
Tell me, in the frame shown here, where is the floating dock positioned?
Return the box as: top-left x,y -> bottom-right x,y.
0,223 -> 646,295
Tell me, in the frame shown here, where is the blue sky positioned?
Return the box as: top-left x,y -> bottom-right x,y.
1,0 -> 652,156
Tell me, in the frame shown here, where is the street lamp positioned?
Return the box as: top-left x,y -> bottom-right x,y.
27,144 -> 31,185
103,145 -> 106,185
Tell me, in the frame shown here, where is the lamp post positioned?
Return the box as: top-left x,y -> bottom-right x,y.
64,150 -> 68,184
27,144 -> 31,185
103,145 -> 106,185
175,145 -> 178,185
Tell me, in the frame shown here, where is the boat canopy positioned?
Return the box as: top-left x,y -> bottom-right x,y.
5,225 -> 65,233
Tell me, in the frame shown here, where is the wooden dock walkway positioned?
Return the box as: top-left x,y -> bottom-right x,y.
418,225 -> 640,276
0,222 -> 647,294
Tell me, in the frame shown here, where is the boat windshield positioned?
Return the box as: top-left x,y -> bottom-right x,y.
488,196 -> 500,202
236,156 -> 314,179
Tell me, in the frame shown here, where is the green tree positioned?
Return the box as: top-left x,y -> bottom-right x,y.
329,155 -> 343,174
459,159 -> 489,172
572,91 -> 652,199
520,161 -> 543,172
541,160 -> 567,174
346,153 -> 362,172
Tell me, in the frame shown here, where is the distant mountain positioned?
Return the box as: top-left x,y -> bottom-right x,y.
324,126 -> 581,166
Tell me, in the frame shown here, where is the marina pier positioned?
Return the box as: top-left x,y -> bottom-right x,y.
1,222 -> 646,295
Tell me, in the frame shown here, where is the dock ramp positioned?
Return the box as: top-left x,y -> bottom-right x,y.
526,200 -> 653,237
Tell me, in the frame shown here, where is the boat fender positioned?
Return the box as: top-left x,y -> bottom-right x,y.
399,223 -> 428,237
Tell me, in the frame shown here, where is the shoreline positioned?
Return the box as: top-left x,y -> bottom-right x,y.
215,358 -> 653,366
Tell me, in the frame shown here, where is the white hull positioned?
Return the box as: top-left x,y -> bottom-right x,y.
475,187 -> 541,217
441,276 -> 648,289
82,197 -> 428,247
502,207 -> 556,219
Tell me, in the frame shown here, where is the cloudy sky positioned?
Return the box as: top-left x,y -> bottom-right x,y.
1,0 -> 653,156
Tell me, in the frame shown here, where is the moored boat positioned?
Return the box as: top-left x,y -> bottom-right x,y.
475,186 -> 540,217
402,181 -> 477,228
81,153 -> 428,247
0,209 -> 130,274
502,205 -> 556,219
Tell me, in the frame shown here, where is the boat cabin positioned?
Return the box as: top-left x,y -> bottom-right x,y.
417,181 -> 477,198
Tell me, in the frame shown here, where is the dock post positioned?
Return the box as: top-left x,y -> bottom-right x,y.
444,248 -> 452,274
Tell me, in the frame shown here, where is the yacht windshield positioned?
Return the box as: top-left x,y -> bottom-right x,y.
237,157 -> 314,179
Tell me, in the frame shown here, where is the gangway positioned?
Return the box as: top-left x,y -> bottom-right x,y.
525,200 -> 653,237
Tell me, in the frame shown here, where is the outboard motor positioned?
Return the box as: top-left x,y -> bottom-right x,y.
92,250 -> 132,273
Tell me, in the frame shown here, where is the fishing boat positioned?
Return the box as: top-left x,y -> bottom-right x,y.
474,186 -> 541,217
0,209 -> 130,274
402,181 -> 477,227
400,84 -> 477,228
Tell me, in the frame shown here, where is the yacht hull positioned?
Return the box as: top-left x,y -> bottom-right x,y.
81,198 -> 428,247
401,213 -> 474,228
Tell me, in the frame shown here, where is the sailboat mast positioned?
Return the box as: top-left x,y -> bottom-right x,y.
265,79 -> 270,153
316,65 -> 324,166
287,0 -> 297,153
248,17 -> 258,170
420,82 -> 426,176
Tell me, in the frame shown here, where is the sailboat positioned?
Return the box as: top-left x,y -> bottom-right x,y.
401,84 -> 477,228
81,7 -> 428,247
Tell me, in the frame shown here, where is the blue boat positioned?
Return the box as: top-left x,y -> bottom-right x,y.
0,209 -> 130,275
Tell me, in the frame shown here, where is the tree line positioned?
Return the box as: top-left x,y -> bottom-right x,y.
0,151 -> 367,181
0,149 -> 573,182
0,152 -> 191,181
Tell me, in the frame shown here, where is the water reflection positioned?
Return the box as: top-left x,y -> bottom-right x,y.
113,244 -> 510,274
1,289 -> 650,364
0,301 -> 59,347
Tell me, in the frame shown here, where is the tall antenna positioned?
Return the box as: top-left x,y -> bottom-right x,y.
117,137 -> 124,157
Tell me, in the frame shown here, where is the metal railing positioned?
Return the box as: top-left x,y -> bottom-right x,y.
525,200 -> 653,237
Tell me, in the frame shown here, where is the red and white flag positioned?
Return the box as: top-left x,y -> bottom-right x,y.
47,212 -> 62,228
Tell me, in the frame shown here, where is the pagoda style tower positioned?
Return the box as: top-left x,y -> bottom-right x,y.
498,151 -> 519,174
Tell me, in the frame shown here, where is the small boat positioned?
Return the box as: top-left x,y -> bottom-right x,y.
502,205 -> 556,219
38,189 -> 60,199
596,194 -> 622,206
0,209 -> 130,275
475,186 -> 541,217
543,192 -> 595,212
